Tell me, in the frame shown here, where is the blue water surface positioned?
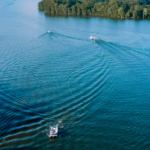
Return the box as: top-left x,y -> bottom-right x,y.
0,0 -> 150,149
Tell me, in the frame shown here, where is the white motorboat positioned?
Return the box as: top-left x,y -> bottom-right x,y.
48,124 -> 58,138
47,31 -> 51,33
89,36 -> 98,41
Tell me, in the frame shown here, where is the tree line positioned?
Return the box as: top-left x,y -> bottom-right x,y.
38,0 -> 150,19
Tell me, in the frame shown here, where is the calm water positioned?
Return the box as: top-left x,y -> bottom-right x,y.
1,0 -> 150,149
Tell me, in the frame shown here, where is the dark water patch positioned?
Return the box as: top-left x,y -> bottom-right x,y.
0,85 -> 48,124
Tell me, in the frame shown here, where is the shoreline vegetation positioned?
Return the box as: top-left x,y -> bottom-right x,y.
38,0 -> 150,19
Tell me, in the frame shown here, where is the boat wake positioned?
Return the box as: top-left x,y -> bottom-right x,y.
4,0 -> 16,8
38,32 -> 49,39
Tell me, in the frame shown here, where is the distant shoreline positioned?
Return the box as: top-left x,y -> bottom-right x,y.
38,0 -> 150,20
43,12 -> 148,21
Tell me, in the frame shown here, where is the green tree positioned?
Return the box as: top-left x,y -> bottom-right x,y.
76,3 -> 82,15
118,7 -> 124,19
71,5 -> 77,15
125,11 -> 130,18
38,1 -> 44,11
143,7 -> 148,18
38,0 -> 150,19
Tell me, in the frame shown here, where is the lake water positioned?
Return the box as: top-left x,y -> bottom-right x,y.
1,0 -> 150,149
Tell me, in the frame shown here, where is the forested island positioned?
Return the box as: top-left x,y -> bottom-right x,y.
38,0 -> 150,19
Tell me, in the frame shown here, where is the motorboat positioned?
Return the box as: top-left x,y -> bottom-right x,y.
48,124 -> 58,138
47,31 -> 51,33
89,36 -> 99,41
